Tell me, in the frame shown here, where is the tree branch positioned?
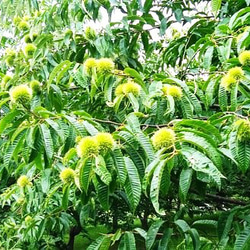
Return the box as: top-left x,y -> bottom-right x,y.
206,194 -> 248,206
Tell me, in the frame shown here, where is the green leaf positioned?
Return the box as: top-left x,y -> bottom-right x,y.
150,159 -> 167,215
143,0 -> 153,13
158,228 -> 173,250
62,184 -> 70,210
124,157 -> 141,213
237,141 -> 250,173
0,110 -> 20,135
93,175 -> 110,210
189,228 -> 200,250
124,67 -> 144,86
179,168 -> 193,202
64,115 -> 86,136
211,0 -> 222,16
142,158 -> 161,195
230,84 -> 238,111
181,146 -> 224,188
218,211 -> 236,247
175,119 -> 222,143
41,169 -> 52,193
192,220 -> 218,227
128,93 -> 139,112
46,118 -> 65,142
47,60 -> 72,91
118,232 -> 136,250
94,156 -> 112,185
203,46 -> 214,69
175,219 -> 190,233
180,131 -> 222,169
82,120 -> 99,136
134,228 -> 147,239
87,235 -> 111,250
235,225 -> 250,250
39,123 -> 54,160
146,219 -> 164,250
112,149 -> 127,185
79,158 -> 94,193
218,83 -> 228,111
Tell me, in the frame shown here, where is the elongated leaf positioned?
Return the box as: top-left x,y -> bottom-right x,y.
82,120 -> 99,136
124,157 -> 141,213
175,119 -> 221,143
181,146 -> 224,188
146,219 -> 164,250
175,219 -> 190,233
118,232 -> 136,250
46,118 -> 65,142
218,84 -> 228,111
150,159 -> 167,215
204,46 -> 214,69
180,131 -> 222,169
79,158 -> 94,193
0,110 -> 20,135
218,211 -> 236,247
136,131 -> 154,162
87,235 -> 111,250
95,156 -> 112,185
211,0 -> 222,16
47,60 -> 72,91
64,115 -> 86,136
158,228 -> 173,250
124,67 -> 144,86
235,225 -> 250,250
179,168 -> 193,202
62,185 -> 70,210
189,228 -> 200,250
112,149 -> 127,185
39,123 -> 54,160
93,176 -> 110,210
41,169 -> 51,193
142,158 -> 161,195
237,141 -> 250,173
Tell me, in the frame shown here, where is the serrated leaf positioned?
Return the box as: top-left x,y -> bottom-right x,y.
179,168 -> 193,202
95,156 -> 112,185
0,110 -> 20,135
112,149 -> 127,185
79,158 -> 94,193
39,123 -> 54,160
93,175 -> 110,210
150,159 -> 167,215
181,146 -> 224,188
211,0 -> 222,16
47,60 -> 72,91
124,157 -> 141,213
235,225 -> 250,250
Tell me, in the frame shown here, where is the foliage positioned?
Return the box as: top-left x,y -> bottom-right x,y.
0,0 -> 250,249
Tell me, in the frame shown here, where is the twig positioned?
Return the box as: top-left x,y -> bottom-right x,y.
206,194 -> 248,206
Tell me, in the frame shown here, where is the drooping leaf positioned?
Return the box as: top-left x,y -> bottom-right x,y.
39,123 -> 54,160
124,157 -> 141,213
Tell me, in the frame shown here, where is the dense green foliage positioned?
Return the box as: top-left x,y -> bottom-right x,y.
1,0 -> 250,249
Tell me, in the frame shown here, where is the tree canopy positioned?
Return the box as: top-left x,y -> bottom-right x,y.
1,0 -> 250,249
